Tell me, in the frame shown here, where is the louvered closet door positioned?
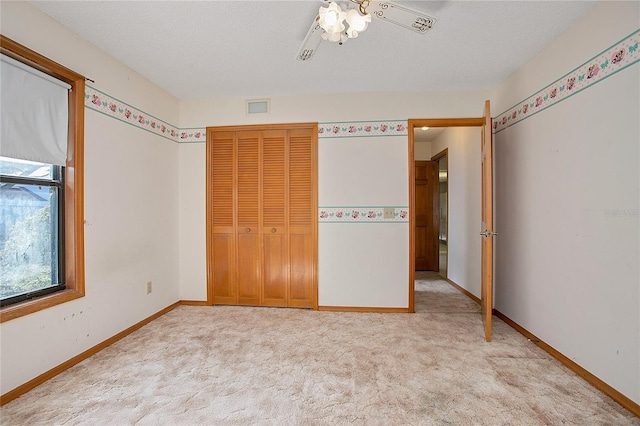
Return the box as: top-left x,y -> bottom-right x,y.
208,123 -> 317,309
288,129 -> 316,308
262,130 -> 287,307
209,131 -> 236,304
236,131 -> 261,306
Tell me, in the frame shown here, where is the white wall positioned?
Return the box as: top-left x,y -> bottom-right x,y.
179,90 -> 491,126
492,1 -> 639,405
414,141 -> 432,160
318,135 -> 408,307
0,2 -> 180,395
178,92 -> 491,306
177,144 -> 207,301
431,128 -> 482,297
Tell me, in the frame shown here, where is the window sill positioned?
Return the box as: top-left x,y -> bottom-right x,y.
0,289 -> 84,323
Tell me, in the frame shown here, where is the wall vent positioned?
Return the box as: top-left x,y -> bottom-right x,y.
246,99 -> 270,115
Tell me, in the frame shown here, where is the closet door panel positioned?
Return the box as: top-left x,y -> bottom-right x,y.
237,230 -> 260,305
263,229 -> 286,306
262,130 -> 287,306
236,132 -> 261,305
288,232 -> 314,308
210,133 -> 234,227
211,233 -> 235,304
237,132 -> 260,227
209,132 -> 236,304
288,131 -> 313,228
262,131 -> 286,227
288,129 -> 316,308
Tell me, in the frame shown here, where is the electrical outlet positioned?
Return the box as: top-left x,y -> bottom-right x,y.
383,207 -> 395,219
146,281 -> 152,294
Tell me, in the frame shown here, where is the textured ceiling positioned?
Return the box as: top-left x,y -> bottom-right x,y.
30,1 -> 596,100
414,127 -> 445,143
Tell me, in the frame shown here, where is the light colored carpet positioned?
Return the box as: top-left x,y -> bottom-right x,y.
2,273 -> 638,425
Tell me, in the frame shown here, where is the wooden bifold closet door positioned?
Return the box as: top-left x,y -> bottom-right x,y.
206,123 -> 318,309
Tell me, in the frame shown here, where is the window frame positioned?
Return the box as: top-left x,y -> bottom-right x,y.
0,35 -> 85,322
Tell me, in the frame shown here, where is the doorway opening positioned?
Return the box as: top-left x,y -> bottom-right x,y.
408,102 -> 494,341
407,117 -> 486,313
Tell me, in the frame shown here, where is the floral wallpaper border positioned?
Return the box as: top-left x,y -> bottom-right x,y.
318,207 -> 409,223
85,87 -> 408,144
84,86 -> 207,143
317,121 -> 408,138
493,29 -> 639,133
85,29 -> 639,142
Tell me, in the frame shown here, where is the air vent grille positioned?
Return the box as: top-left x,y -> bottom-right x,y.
246,99 -> 270,115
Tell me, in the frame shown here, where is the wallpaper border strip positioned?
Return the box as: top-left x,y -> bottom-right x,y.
84,86 -> 205,143
84,87 -> 408,143
493,29 -> 639,133
318,206 -> 409,223
317,121 -> 408,138
84,29 -> 638,141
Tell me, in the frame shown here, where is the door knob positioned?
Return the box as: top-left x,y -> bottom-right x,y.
245,228 -> 251,233
271,228 -> 277,233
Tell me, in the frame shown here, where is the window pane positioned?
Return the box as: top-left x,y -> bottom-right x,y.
0,183 -> 59,300
0,156 -> 53,180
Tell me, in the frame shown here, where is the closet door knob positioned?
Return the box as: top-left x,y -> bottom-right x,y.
245,228 -> 251,233
271,228 -> 277,233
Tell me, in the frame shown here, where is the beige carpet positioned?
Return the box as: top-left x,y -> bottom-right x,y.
2,273 -> 638,425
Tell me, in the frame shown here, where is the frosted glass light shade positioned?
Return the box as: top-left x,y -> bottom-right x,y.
318,2 -> 346,34
322,30 -> 348,44
345,9 -> 371,38
324,10 -> 338,26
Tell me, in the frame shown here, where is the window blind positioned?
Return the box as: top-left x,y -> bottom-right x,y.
0,54 -> 71,166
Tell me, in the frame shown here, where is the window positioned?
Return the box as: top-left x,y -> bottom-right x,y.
0,35 -> 85,322
0,157 -> 64,306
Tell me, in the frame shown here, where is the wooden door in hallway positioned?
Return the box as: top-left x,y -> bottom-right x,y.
415,160 -> 439,271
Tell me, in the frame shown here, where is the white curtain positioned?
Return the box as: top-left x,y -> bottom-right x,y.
0,54 -> 71,166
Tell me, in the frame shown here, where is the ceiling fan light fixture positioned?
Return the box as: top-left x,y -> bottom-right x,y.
345,8 -> 371,38
298,0 -> 438,60
318,2 -> 346,34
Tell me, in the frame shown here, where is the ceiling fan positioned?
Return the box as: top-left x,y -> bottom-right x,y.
296,0 -> 437,61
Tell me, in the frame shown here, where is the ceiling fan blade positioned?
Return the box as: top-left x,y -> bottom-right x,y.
368,1 -> 437,34
296,15 -> 324,61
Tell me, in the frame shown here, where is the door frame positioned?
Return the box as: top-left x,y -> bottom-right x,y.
408,118 -> 484,313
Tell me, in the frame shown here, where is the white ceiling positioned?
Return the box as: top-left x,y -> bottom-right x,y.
29,0 -> 596,100
414,127 -> 444,143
